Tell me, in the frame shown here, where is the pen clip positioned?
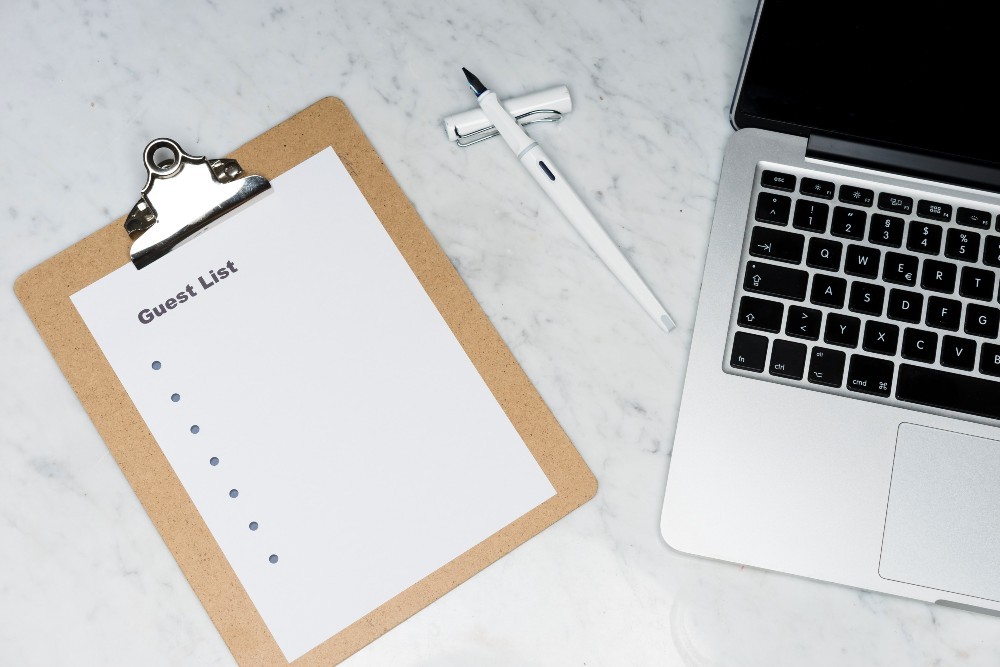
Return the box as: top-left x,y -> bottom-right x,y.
455,109 -> 563,148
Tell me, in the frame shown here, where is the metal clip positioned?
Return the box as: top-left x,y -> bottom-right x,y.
455,109 -> 564,147
124,138 -> 270,269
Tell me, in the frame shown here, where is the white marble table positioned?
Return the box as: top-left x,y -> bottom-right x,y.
2,1 -> 998,665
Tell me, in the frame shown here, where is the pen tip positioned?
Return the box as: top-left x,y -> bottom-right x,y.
461,67 -> 487,96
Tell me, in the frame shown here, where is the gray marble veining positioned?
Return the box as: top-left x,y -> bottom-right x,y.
2,0 -> 999,665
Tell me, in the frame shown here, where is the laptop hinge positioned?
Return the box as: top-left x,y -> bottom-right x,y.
807,134 -> 1000,195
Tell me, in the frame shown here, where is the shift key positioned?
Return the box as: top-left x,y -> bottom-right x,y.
743,261 -> 809,301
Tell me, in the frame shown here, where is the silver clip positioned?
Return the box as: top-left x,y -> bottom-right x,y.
125,138 -> 270,269
455,109 -> 563,147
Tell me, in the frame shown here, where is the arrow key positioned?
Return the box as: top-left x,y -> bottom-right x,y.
785,305 -> 822,340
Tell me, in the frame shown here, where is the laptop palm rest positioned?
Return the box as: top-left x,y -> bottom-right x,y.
880,423 -> 1000,603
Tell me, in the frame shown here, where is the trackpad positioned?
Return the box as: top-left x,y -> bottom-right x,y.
880,423 -> 1000,603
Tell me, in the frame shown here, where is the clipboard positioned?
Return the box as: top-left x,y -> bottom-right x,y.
14,97 -> 597,665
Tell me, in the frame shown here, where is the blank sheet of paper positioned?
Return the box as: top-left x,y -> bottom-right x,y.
71,148 -> 556,662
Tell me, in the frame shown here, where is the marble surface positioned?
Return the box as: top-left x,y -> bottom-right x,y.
1,0 -> 998,665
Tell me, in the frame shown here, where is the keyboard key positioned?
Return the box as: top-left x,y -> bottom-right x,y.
737,296 -> 784,333
800,177 -> 834,200
862,321 -> 899,356
761,170 -> 796,192
965,303 -> 1000,339
982,236 -> 1000,267
825,313 -> 861,347
786,305 -> 822,340
730,332 -> 768,372
940,335 -> 976,371
749,226 -> 805,264
869,214 -> 905,247
887,289 -> 923,323
793,200 -> 829,233
883,252 -> 918,286
906,221 -> 942,255
926,296 -> 961,331
847,354 -> 894,397
845,244 -> 881,279
980,342 -> 1000,377
848,281 -> 885,316
878,192 -> 914,215
744,261 -> 809,301
944,228 -> 980,262
901,328 -> 938,363
839,186 -> 874,207
916,200 -> 953,222
769,339 -> 807,380
959,266 -> 995,301
897,364 -> 1000,420
919,259 -> 957,294
831,207 -> 867,240
811,274 -> 847,308
957,207 -> 991,230
808,346 -> 846,387
806,237 -> 842,271
755,193 -> 791,225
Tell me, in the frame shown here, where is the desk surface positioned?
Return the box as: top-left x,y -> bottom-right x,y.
2,1 -> 998,665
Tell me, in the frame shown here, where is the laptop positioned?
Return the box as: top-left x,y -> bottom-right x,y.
662,0 -> 1000,613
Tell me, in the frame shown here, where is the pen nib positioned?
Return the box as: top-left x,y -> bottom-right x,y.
461,67 -> 487,97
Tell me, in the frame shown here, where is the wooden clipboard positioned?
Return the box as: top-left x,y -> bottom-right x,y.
14,97 -> 597,665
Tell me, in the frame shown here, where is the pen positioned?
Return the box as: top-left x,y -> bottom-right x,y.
462,67 -> 677,334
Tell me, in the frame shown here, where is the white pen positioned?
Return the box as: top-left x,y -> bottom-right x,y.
462,68 -> 677,333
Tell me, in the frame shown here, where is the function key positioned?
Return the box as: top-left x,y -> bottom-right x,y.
838,185 -> 874,207
956,207 -> 991,230
761,170 -> 796,192
730,331 -> 768,372
800,177 -> 835,200
917,200 -> 952,222
878,192 -> 914,215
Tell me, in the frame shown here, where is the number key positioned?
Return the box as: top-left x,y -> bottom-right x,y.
831,206 -> 866,240
869,214 -> 904,247
906,221 -> 943,255
944,228 -> 980,262
793,199 -> 829,233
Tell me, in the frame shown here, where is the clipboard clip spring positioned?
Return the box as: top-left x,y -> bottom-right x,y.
124,138 -> 271,269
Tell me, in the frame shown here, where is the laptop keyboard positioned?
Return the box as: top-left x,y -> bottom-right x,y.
726,163 -> 1000,422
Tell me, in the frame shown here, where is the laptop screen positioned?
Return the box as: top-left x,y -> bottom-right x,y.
734,0 -> 999,168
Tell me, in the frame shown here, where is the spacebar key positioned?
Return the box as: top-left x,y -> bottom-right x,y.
897,364 -> 1000,420
743,261 -> 809,301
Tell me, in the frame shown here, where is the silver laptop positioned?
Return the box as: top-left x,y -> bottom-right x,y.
662,0 -> 1000,613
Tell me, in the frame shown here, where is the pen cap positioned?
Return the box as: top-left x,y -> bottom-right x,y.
443,85 -> 572,142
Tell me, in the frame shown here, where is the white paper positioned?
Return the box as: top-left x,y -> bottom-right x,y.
71,148 -> 556,661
